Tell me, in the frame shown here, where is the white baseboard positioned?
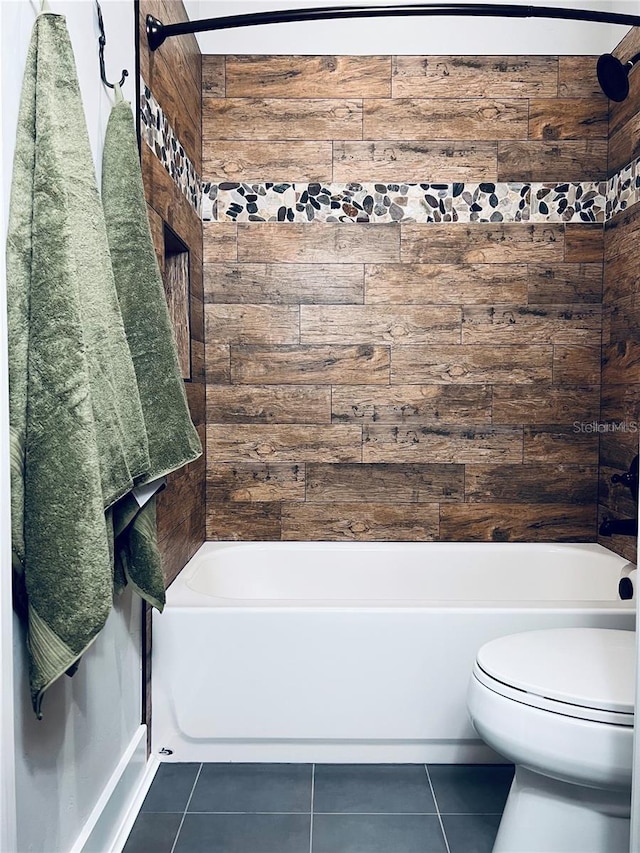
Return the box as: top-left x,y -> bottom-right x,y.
109,751 -> 160,853
70,725 -> 158,853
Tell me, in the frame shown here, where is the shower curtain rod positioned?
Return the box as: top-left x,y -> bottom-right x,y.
146,3 -> 640,51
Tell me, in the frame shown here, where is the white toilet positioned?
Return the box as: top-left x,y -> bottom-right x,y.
467,628 -> 635,853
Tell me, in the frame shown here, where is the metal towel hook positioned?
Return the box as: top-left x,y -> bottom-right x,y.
96,0 -> 128,90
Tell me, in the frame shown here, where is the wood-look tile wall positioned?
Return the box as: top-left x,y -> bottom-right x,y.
139,1 -> 205,582
598,29 -> 640,562
203,54 -> 606,542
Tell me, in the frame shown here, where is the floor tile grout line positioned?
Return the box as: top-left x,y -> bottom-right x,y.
425,765 -> 452,853
182,810 -> 442,815
309,764 -> 315,853
141,809 -> 503,816
170,762 -> 203,853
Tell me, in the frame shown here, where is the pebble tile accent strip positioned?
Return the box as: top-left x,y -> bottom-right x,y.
202,177 -> 629,224
140,77 -> 201,214
139,77 -> 640,225
202,181 -> 534,224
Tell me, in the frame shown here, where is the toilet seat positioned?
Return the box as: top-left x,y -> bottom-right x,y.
473,628 -> 635,727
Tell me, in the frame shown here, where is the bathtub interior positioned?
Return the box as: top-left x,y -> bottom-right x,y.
176,541 -> 634,606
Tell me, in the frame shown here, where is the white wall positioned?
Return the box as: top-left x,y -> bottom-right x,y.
183,0 -> 636,55
0,5 -> 17,850
0,2 -> 142,851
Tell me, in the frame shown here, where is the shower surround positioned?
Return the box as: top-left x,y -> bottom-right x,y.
201,53 -> 608,543
139,0 -> 206,582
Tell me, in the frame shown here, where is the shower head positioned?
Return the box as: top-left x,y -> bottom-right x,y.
597,52 -> 640,102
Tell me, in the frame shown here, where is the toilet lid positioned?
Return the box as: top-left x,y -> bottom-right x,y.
476,628 -> 635,717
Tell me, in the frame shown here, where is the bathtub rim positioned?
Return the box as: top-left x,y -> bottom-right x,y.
164,540 -> 635,610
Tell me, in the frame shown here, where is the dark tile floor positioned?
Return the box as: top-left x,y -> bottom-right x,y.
124,763 -> 514,853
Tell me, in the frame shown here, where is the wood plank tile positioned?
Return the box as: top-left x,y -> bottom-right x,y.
564,223 -> 604,263
440,503 -> 596,542
205,344 -> 231,384
497,140 -> 607,181
392,56 -> 558,98
144,0 -> 200,92
306,462 -> 463,503
492,385 -> 599,424
202,222 -> 238,264
202,55 -> 225,96
206,384 -> 331,424
205,304 -> 299,345
147,73 -> 201,173
300,305 -> 461,345
333,140 -> 498,182
528,98 -> 608,140
147,203 -> 165,271
159,508 -> 205,584
597,506 -> 637,563
598,464 -> 638,520
605,206 -> 640,267
599,429 -> 640,472
203,223 -> 238,263
391,344 -> 552,384
363,98 -> 528,140
553,345 -> 601,385
524,425 -> 598,463
185,384 -> 206,429
365,263 -> 528,304
204,263 -> 364,304
203,140 -> 333,182
608,112 -> 640,176
604,253 -> 640,306
465,463 -> 597,503
207,424 -> 362,462
608,88 -> 640,148
281,502 -> 439,541
461,304 -> 602,345
191,340 -> 205,383
207,463 -> 305,502
600,383 -> 640,424
232,345 -> 390,385
143,147 -> 202,252
363,425 -> 523,464
613,25 -> 640,65
203,98 -> 363,139
237,223 -> 400,263
206,502 -> 282,540
164,252 -> 191,379
225,55 -> 392,98
558,56 -> 605,98
157,459 -> 205,540
401,223 -> 564,264
602,342 -> 640,385
527,263 -> 602,303
331,384 -> 492,424
190,294 -> 204,344
139,1 -> 201,171
609,28 -> 640,149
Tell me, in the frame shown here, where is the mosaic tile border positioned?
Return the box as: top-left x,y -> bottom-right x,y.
201,175 -> 640,224
138,74 -> 640,225
139,77 -> 201,214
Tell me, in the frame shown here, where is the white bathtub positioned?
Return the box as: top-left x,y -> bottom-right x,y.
152,542 -> 635,763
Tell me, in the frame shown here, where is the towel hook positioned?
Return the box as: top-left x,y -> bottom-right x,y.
96,0 -> 128,90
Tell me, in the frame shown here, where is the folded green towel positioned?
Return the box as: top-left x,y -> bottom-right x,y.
7,14 -> 149,715
102,98 -> 202,610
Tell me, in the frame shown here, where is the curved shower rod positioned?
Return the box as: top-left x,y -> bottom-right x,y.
146,3 -> 640,52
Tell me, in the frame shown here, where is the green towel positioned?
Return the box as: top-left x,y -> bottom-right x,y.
102,98 -> 202,610
7,14 -> 149,715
